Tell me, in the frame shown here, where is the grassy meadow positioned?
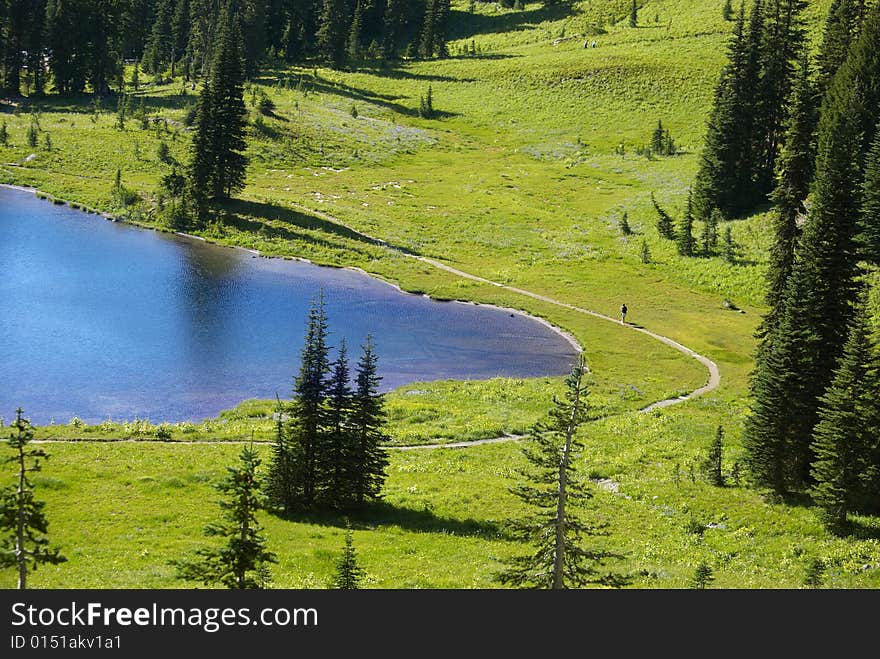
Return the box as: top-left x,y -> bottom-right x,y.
5,0 -> 879,588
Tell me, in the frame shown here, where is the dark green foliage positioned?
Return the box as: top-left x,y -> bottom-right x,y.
0,121 -> 7,145
130,61 -> 140,91
650,192 -> 675,240
810,298 -> 880,534
746,5 -> 880,493
172,444 -> 276,588
691,562 -> 714,589
419,85 -> 434,118
701,208 -> 721,255
0,408 -> 67,589
257,90 -> 276,115
629,0 -> 638,27
693,0 -> 807,219
317,0 -> 350,68
816,0 -> 862,98
419,0 -> 450,59
703,426 -> 726,487
859,126 -> 880,263
648,119 -> 676,156
266,304 -> 388,513
330,523 -> 365,589
722,226 -> 736,263
723,0 -> 734,21
157,140 -> 172,164
640,239 -> 651,264
350,336 -> 389,506
676,190 -> 696,256
803,558 -> 825,587
620,212 -> 632,236
187,7 -> 249,222
498,358 -> 623,589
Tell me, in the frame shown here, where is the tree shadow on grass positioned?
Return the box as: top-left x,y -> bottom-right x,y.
447,4 -> 580,41
278,501 -> 511,541
216,198 -> 420,257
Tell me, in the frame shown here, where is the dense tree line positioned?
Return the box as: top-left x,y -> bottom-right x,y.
0,0 -> 450,95
744,1 -> 880,531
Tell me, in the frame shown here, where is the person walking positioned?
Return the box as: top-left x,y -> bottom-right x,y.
620,303 -> 627,324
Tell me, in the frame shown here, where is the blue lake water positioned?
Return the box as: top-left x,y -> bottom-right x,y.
0,187 -> 578,424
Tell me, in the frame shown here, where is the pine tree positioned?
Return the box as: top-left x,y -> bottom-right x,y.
703,426 -> 726,487
691,562 -> 714,589
0,121 -> 7,146
809,298 -> 878,534
858,126 -> 880,264
172,444 -> 277,588
330,523 -> 365,589
130,61 -> 140,91
287,295 -> 332,509
321,339 -> 355,508
498,358 -> 621,589
629,0 -> 638,28
676,190 -> 696,256
317,0 -> 349,68
350,336 -> 389,506
620,212 -> 632,236
760,51 -> 816,333
816,0 -> 861,99
651,192 -> 675,240
187,7 -> 249,222
750,6 -> 880,490
348,0 -> 364,60
0,408 -> 66,589
723,226 -> 736,263
650,119 -> 665,154
265,395 -> 297,515
640,239 -> 651,264
723,0 -> 734,21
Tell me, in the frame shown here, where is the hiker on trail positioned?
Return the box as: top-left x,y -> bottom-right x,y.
620,303 -> 627,324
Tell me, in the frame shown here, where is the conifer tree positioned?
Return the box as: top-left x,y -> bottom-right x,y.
350,336 -> 389,506
650,192 -> 675,240
760,51 -> 816,333
809,298 -> 879,534
265,395 -> 297,515
723,226 -> 736,263
691,562 -> 714,589
723,0 -> 734,21
321,339 -> 355,508
187,7 -> 249,222
498,358 -> 620,589
803,558 -> 825,587
0,408 -> 66,589
317,0 -> 349,68
287,296 -> 331,508
676,190 -> 696,256
640,239 -> 651,264
815,0 -> 861,98
330,523 -> 365,589
748,6 -> 880,490
348,0 -> 365,60
172,444 -> 277,588
859,126 -> 880,264
703,426 -> 726,487
650,119 -> 665,154
620,212 -> 632,236
0,121 -> 8,146
629,0 -> 638,28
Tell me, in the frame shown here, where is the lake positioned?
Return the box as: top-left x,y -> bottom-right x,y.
0,187 -> 578,424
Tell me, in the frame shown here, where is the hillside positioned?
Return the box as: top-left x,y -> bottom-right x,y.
3,0 -> 880,589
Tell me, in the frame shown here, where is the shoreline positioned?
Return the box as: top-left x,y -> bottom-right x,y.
0,183 -> 584,359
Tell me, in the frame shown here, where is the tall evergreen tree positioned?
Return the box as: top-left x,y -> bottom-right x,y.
0,408 -> 66,589
317,0 -> 349,68
676,190 -> 696,256
321,338 -> 355,508
265,395 -> 297,515
859,125 -> 880,264
498,358 -> 620,589
815,0 -> 861,99
287,295 -> 332,508
703,426 -> 726,487
172,444 -> 277,588
350,336 -> 389,506
810,296 -> 880,534
187,5 -> 249,221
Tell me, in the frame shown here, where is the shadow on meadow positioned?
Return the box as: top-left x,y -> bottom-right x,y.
278,501 -> 510,541
447,4 -> 580,41
217,198 -> 419,257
